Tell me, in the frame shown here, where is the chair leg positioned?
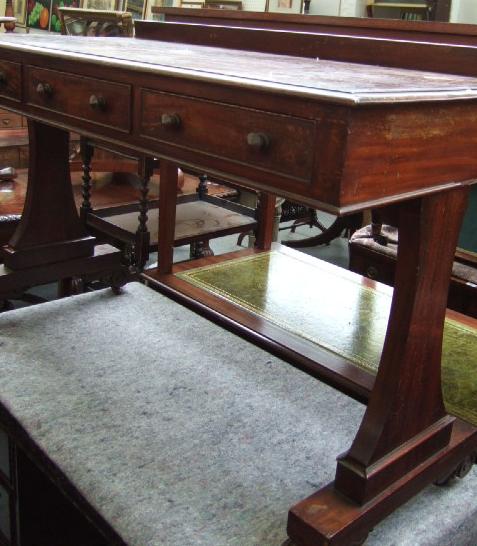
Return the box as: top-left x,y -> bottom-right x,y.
197,173 -> 208,198
80,137 -> 94,224
135,157 -> 154,270
190,240 -> 214,259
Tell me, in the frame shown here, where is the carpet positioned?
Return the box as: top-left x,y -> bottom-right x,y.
0,283 -> 475,545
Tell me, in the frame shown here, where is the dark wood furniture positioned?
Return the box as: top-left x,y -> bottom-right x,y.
1,20 -> 477,546
141,15 -> 366,249
0,429 -> 18,545
349,222 -> 477,318
150,6 -> 477,43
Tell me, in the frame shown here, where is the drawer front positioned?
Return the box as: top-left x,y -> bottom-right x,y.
0,148 -> 20,168
0,483 -> 11,541
0,430 -> 9,479
140,91 -> 315,181
26,66 -> 131,132
0,110 -> 23,129
0,61 -> 21,102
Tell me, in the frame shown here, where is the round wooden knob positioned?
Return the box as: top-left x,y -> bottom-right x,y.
160,113 -> 181,129
246,132 -> 270,151
0,72 -> 6,85
89,94 -> 106,111
36,82 -> 53,97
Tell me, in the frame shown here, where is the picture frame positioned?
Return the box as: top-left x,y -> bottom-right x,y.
124,0 -> 146,19
13,0 -> 28,26
179,0 -> 203,7
26,0 -> 52,30
204,0 -> 242,9
81,0 -> 122,10
49,0 -> 80,32
265,0 -> 303,14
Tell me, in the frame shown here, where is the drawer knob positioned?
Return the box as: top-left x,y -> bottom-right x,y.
247,132 -> 270,151
89,94 -> 106,111
160,113 -> 181,129
36,82 -> 53,98
0,71 -> 6,85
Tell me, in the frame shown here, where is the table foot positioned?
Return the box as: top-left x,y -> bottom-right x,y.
434,450 -> 477,486
0,244 -> 123,299
2,236 -> 96,270
4,121 -> 95,270
287,420 -> 477,546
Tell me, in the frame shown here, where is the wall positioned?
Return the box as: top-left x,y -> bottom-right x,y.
0,0 -> 6,33
308,0 -> 367,16
450,0 -> 477,23
145,0 -> 366,18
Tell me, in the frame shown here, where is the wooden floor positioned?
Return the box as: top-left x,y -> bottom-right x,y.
0,168 -> 235,216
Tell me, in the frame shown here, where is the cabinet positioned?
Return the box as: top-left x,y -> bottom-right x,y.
0,429 -> 17,546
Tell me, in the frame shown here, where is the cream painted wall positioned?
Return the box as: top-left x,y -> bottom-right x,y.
308,0 -> 366,16
450,0 -> 477,24
0,0 -> 7,33
146,0 -> 365,18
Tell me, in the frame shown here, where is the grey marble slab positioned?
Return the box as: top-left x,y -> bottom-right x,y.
2,34 -> 477,104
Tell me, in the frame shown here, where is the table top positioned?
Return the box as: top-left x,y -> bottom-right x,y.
3,34 -> 477,105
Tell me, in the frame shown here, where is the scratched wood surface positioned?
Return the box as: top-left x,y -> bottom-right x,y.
2,34 -> 477,104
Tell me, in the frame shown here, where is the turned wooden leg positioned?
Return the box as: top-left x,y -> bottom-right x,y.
79,137 -> 94,224
135,157 -> 154,270
190,240 -> 214,259
157,160 -> 178,275
196,173 -> 208,199
289,186 -> 477,545
2,120 -> 95,270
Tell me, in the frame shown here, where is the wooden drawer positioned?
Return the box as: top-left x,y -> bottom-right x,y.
25,66 -> 131,132
0,430 -> 11,543
0,483 -> 11,542
0,148 -> 20,167
0,61 -> 21,102
0,430 -> 9,479
140,90 -> 315,181
0,111 -> 23,129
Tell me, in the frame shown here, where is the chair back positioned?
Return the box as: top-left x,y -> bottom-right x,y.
59,8 -> 134,37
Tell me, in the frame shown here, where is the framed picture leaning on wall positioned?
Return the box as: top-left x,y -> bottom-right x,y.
13,0 -> 28,26
82,0 -> 124,10
265,0 -> 303,13
125,0 -> 146,19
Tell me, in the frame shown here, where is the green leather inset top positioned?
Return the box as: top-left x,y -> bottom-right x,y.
178,251 -> 477,426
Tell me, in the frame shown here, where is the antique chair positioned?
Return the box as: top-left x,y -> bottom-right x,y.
58,8 -> 134,37
349,188 -> 477,318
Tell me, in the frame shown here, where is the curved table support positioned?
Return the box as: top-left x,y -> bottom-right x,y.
288,186 -> 477,544
2,120 -> 95,270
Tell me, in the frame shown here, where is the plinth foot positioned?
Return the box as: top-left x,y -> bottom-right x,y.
288,420 -> 477,546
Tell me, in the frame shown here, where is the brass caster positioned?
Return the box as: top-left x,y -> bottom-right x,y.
434,452 -> 477,486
